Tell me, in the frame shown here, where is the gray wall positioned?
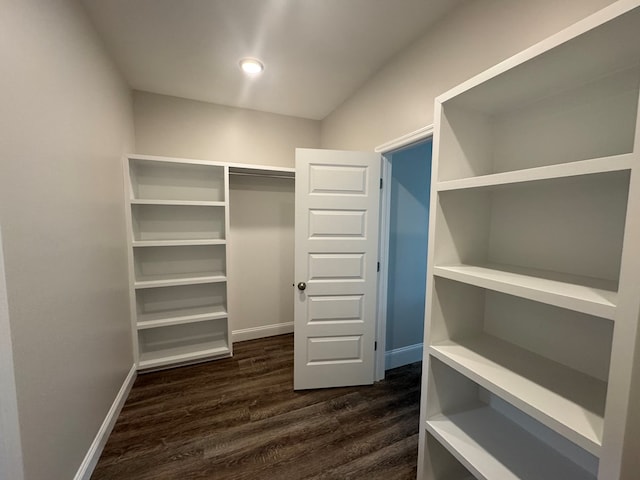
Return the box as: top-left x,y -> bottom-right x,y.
386,142 -> 432,351
320,0 -> 617,150
0,0 -> 135,478
0,228 -> 23,479
134,90 -> 321,167
132,91 -> 321,336
229,175 -> 295,337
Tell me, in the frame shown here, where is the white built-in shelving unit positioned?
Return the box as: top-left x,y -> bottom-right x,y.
418,2 -> 640,479
124,154 -> 295,370
124,154 -> 232,370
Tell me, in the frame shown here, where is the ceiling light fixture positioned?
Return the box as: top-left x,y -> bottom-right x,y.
239,58 -> 264,75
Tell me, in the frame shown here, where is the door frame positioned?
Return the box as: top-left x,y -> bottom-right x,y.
373,124 -> 434,381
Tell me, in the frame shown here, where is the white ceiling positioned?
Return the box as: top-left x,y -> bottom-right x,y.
81,0 -> 461,120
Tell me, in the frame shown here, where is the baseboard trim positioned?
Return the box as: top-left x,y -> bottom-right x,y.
232,322 -> 294,343
385,343 -> 423,370
74,364 -> 137,480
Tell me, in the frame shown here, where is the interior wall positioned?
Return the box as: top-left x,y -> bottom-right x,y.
386,141 -> 432,352
0,1 -> 135,479
229,175 -> 295,339
320,0 -> 617,150
0,228 -> 23,480
133,92 -> 319,342
133,91 -> 321,167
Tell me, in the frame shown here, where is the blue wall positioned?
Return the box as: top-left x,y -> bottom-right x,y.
386,140 -> 432,352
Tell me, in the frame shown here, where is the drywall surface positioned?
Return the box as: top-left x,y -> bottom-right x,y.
229,175 -> 295,336
386,142 -> 432,351
0,1 -> 134,479
134,91 -> 321,167
0,228 -> 23,480
321,0 -> 618,150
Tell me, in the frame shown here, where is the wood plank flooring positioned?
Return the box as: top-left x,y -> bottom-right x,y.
92,334 -> 421,480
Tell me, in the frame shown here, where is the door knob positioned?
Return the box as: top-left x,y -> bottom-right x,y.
297,282 -> 307,291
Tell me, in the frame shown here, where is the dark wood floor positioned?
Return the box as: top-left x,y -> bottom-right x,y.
92,334 -> 421,480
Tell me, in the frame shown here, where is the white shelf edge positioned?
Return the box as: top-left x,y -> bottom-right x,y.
128,153 -> 295,174
138,345 -> 231,369
435,0 -> 640,105
228,163 -> 295,177
433,264 -> 617,320
429,335 -> 605,456
132,239 -> 226,247
426,406 -> 596,480
134,275 -> 227,289
129,199 -> 226,207
436,153 -> 634,191
137,309 -> 228,330
128,153 -> 227,168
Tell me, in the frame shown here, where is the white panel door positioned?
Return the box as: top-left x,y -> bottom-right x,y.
294,148 -> 381,389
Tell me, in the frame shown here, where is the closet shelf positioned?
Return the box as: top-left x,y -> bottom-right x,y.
137,305 -> 228,330
436,153 -> 634,192
430,334 -> 606,455
433,264 -> 617,320
132,239 -> 226,247
138,342 -> 230,370
134,272 -> 226,289
130,199 -> 226,207
427,405 -> 596,480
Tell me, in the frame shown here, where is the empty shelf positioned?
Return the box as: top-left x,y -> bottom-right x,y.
433,264 -> 617,319
138,341 -> 230,370
427,405 -> 596,480
134,272 -> 226,289
436,154 -> 634,192
132,239 -> 226,247
130,199 -> 225,206
137,305 -> 228,329
430,334 -> 606,455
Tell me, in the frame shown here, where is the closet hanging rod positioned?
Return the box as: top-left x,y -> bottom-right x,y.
229,171 -> 295,180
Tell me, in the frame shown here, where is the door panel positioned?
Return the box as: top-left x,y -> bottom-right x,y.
308,210 -> 367,237
294,148 -> 380,390
307,295 -> 364,323
308,253 -> 365,280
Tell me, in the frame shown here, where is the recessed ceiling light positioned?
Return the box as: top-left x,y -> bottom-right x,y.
239,58 -> 264,75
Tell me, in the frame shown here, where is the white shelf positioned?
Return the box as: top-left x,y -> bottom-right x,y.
430,334 -> 606,455
427,405 -> 596,480
132,239 -> 226,247
128,156 -> 225,202
436,154 -> 634,192
137,305 -> 228,329
131,203 -> 225,242
130,199 -> 225,207
138,342 -> 230,370
134,272 -> 226,289
437,4 -> 640,112
128,153 -> 223,167
433,264 -> 617,320
228,163 -> 295,178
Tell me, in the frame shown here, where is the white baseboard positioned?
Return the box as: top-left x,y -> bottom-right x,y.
232,322 -> 294,343
385,343 -> 423,370
74,364 -> 137,480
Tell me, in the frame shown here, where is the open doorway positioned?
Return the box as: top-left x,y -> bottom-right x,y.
377,138 -> 433,377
